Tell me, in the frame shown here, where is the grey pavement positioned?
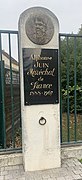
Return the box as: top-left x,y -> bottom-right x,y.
0,158 -> 82,180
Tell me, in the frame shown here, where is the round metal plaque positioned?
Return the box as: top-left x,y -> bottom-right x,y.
25,13 -> 54,45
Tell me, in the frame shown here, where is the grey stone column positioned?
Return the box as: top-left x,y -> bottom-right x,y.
18,7 -> 61,171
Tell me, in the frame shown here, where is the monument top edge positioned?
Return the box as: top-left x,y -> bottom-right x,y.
19,6 -> 59,24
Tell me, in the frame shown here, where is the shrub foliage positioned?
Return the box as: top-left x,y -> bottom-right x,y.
60,27 -> 82,113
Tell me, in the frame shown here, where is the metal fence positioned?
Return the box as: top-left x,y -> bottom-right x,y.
59,33 -> 82,145
0,30 -> 21,152
0,30 -> 82,152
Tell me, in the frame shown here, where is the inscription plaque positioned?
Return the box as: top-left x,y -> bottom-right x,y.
23,48 -> 59,105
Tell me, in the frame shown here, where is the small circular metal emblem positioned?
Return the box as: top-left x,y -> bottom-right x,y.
25,13 -> 54,45
39,117 -> 47,125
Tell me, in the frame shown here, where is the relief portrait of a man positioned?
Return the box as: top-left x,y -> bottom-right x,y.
25,13 -> 54,45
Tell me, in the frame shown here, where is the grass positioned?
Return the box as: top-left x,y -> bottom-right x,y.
61,113 -> 82,143
79,159 -> 82,164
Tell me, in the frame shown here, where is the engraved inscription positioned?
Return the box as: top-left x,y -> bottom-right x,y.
25,14 -> 54,45
23,48 -> 58,105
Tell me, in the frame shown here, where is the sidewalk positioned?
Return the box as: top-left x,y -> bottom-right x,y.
0,157 -> 82,180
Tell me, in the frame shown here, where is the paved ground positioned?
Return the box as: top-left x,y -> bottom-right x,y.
0,158 -> 82,180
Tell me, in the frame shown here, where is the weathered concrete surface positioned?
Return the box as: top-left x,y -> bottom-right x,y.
18,6 -> 60,171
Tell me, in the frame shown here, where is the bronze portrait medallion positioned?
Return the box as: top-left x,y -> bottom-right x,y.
25,13 -> 54,45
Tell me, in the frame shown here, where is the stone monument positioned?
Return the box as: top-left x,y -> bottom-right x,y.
18,7 -> 61,171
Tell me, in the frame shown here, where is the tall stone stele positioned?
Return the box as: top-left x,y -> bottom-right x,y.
18,7 -> 61,171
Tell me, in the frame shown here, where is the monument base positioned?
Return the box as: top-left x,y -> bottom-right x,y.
22,104 -> 61,171
23,149 -> 61,171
